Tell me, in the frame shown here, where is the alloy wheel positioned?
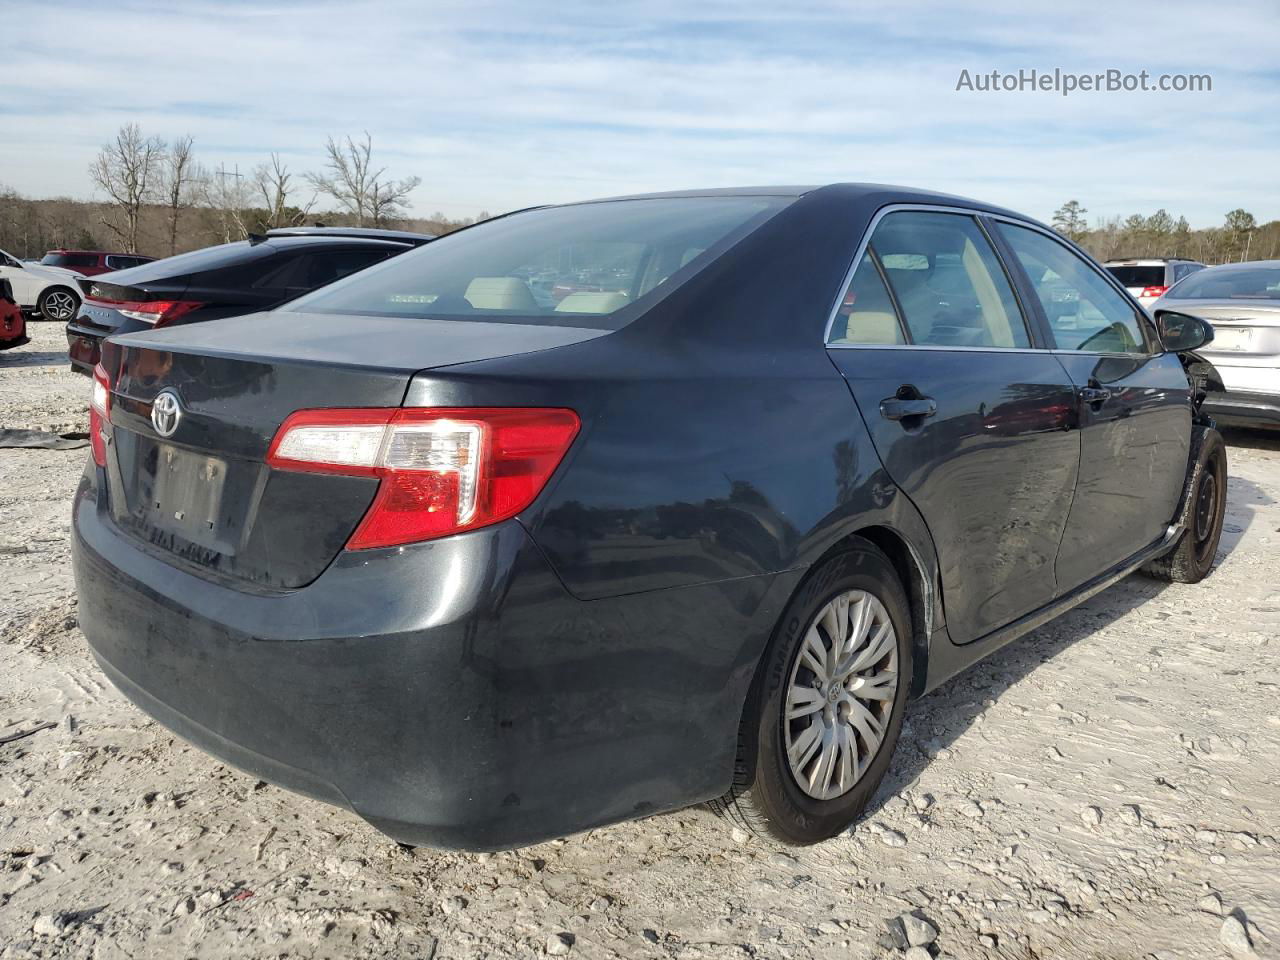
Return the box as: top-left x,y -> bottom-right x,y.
783,589 -> 899,801
43,291 -> 77,321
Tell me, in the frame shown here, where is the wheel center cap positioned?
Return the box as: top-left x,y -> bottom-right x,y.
827,686 -> 842,703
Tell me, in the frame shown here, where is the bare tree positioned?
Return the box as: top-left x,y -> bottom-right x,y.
160,135 -> 201,256
306,133 -> 420,226
254,154 -> 314,229
201,164 -> 253,244
89,123 -> 166,253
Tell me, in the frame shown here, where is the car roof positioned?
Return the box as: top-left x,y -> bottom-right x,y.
263,226 -> 435,245
257,234 -> 423,250
45,249 -> 154,257
571,182 -> 1034,221
1104,257 -> 1199,265
1191,259 -> 1280,272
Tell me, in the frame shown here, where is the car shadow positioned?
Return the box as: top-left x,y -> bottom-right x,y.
869,471 -> 1273,815
1222,426 -> 1280,452
0,350 -> 69,368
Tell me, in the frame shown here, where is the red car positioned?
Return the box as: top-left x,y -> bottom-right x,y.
40,250 -> 155,277
1,278 -> 28,350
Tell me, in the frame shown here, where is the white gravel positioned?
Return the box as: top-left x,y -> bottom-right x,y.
2,321 -> 1279,959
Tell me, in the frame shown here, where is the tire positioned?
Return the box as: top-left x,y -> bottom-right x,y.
1142,428 -> 1228,584
711,540 -> 913,845
37,286 -> 79,322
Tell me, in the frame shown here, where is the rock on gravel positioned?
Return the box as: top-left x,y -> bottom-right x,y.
1220,915 -> 1256,958
546,932 -> 574,955
901,912 -> 939,947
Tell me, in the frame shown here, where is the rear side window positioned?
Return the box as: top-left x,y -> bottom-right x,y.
284,197 -> 789,328
830,211 -> 1030,348
105,255 -> 149,270
828,254 -> 905,344
999,224 -> 1149,354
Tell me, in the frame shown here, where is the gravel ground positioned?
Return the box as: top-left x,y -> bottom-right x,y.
2,321 -> 1278,960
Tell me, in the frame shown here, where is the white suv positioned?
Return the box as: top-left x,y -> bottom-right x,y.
0,248 -> 85,321
1104,258 -> 1205,311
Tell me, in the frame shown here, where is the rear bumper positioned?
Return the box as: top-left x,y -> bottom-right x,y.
66,321 -> 104,373
72,466 -> 787,849
1203,389 -> 1280,429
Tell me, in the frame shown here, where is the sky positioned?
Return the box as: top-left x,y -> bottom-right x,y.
2,0 -> 1277,227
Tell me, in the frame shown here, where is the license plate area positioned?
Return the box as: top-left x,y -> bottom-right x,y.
1209,327 -> 1252,351
149,445 -> 228,546
109,431 -> 257,558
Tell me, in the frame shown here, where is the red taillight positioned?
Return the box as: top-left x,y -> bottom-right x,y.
85,296 -> 205,327
266,407 -> 581,550
89,363 -> 111,467
1140,285 -> 1168,299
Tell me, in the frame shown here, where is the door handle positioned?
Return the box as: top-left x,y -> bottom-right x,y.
1080,385 -> 1112,406
880,390 -> 938,422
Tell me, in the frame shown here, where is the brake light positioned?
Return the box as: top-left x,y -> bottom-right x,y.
89,363 -> 111,467
85,296 -> 205,327
266,407 -> 581,549
1140,285 -> 1168,299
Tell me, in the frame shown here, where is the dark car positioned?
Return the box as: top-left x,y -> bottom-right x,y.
65,227 -> 435,374
0,278 -> 28,350
72,185 -> 1227,852
41,250 -> 156,276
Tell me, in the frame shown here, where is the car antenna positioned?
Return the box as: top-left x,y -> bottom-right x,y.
248,232 -> 268,245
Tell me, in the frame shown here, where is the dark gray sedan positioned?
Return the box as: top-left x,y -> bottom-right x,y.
72,184 -> 1227,850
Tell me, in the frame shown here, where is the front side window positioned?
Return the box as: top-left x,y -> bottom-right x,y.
829,211 -> 1031,348
285,197 -> 789,328
998,224 -> 1149,354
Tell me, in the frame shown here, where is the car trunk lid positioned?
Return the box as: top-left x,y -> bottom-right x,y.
100,311 -> 608,589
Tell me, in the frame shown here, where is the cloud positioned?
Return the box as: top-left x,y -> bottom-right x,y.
1,0 -> 1275,225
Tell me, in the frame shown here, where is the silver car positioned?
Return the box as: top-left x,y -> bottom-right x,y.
1150,260 -> 1280,428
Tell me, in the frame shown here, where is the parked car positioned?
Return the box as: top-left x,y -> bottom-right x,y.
1150,259 -> 1280,428
0,278 -> 28,350
41,250 -> 156,276
1104,257 -> 1205,310
73,185 -> 1226,851
65,227 -> 434,374
0,246 -> 86,321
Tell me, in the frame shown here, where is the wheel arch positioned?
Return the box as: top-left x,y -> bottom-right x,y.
816,525 -> 934,698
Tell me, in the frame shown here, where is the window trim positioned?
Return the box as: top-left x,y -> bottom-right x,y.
823,202 -> 1163,358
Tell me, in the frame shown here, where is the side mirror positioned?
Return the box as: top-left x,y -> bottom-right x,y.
1155,310 -> 1214,353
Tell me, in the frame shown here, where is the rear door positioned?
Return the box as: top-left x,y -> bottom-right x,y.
994,222 -> 1190,592
826,208 -> 1080,644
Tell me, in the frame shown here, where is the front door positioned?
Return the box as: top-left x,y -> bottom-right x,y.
826,209 -> 1080,644
993,222 -> 1191,592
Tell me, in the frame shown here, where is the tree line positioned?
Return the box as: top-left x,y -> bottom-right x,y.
1051,200 -> 1278,264
0,124 -> 488,259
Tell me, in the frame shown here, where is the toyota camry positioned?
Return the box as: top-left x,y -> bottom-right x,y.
72,184 -> 1227,850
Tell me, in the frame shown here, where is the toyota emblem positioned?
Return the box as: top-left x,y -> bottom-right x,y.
151,389 -> 183,438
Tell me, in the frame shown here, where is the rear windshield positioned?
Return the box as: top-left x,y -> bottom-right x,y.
42,253 -> 99,268
1167,266 -> 1280,300
283,197 -> 789,328
1106,265 -> 1165,288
